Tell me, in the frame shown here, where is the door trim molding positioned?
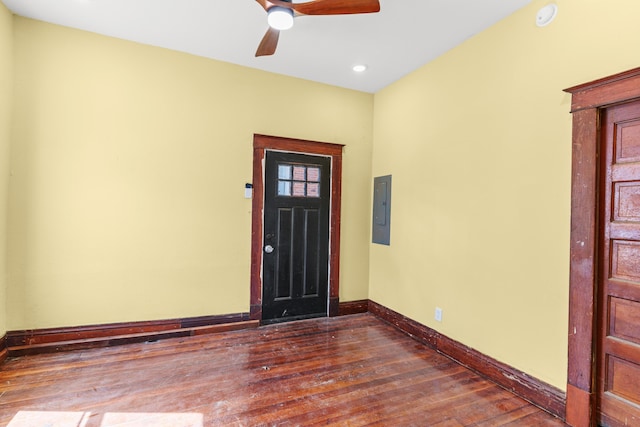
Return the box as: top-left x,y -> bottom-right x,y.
564,67 -> 640,427
250,134 -> 344,321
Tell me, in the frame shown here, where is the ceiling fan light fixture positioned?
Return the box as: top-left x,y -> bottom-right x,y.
268,7 -> 294,31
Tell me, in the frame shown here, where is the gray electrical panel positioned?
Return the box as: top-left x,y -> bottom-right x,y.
372,175 -> 391,245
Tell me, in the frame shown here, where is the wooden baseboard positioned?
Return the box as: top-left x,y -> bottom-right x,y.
368,300 -> 438,347
338,299 -> 369,316
2,300 -> 431,358
6,313 -> 257,357
368,300 -> 566,420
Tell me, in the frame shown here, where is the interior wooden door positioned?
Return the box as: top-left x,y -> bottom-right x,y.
597,99 -> 640,427
261,151 -> 331,324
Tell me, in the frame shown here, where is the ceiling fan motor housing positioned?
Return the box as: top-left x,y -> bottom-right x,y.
267,6 -> 294,30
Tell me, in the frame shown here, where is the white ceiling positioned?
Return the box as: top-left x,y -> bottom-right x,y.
1,0 -> 532,93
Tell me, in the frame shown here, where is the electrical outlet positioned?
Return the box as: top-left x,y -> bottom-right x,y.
435,307 -> 443,322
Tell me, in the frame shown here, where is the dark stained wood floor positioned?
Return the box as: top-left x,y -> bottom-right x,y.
0,314 -> 566,426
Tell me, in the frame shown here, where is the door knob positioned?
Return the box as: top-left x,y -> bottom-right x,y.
264,245 -> 274,254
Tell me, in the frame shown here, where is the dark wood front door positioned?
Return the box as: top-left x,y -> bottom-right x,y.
597,99 -> 640,426
261,150 -> 331,324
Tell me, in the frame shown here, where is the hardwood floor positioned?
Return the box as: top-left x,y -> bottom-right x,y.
0,314 -> 566,426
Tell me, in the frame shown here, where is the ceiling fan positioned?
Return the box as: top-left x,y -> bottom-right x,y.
254,0 -> 381,57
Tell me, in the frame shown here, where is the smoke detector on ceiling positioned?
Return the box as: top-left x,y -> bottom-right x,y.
536,3 -> 558,27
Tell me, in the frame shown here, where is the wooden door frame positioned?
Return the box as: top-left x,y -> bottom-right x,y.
250,134 -> 344,322
564,67 -> 640,427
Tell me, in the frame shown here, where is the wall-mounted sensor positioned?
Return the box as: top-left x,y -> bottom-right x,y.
245,183 -> 253,199
536,4 -> 558,27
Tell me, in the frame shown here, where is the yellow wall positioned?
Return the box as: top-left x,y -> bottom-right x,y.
7,17 -> 373,329
6,0 -> 640,394
370,0 -> 640,390
0,2 -> 13,336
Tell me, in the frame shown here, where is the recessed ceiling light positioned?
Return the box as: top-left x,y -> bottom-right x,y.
536,4 -> 558,27
352,64 -> 367,73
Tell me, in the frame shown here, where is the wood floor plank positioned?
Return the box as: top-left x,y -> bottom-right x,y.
0,314 -> 566,426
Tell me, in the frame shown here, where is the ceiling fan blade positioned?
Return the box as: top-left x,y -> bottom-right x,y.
269,0 -> 380,15
255,27 -> 280,57
255,0 -> 270,11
